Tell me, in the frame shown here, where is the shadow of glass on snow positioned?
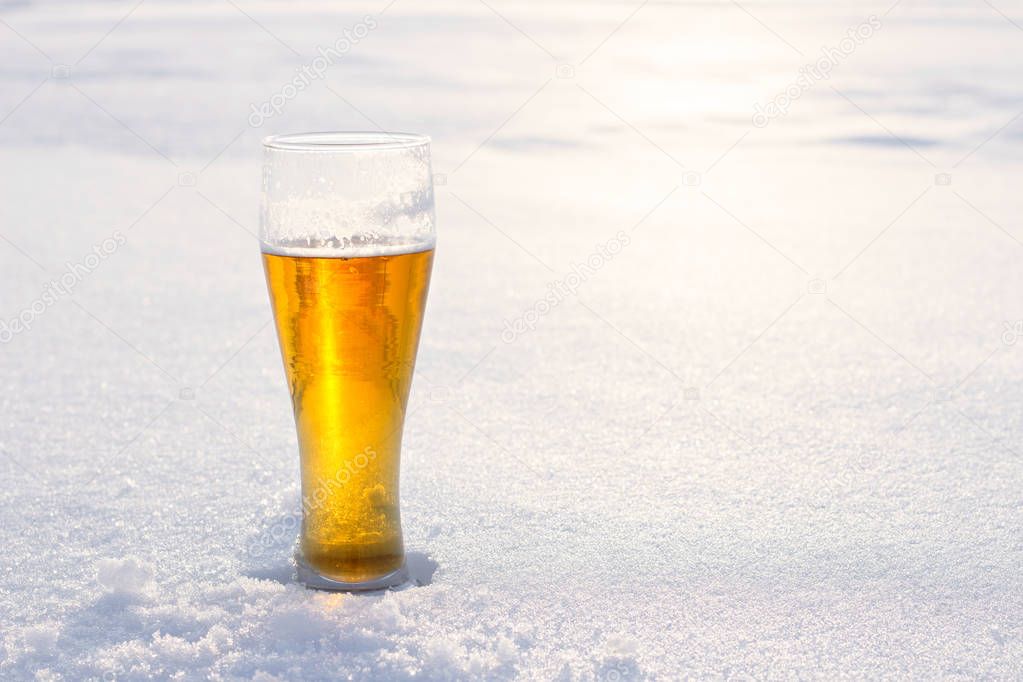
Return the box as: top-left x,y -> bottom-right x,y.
827,134 -> 940,148
242,550 -> 439,590
238,492 -> 438,589
404,552 -> 438,587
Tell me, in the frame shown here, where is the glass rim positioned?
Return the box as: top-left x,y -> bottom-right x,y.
262,131 -> 430,152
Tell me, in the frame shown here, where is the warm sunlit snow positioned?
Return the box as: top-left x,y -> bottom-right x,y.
2,0 -> 1023,679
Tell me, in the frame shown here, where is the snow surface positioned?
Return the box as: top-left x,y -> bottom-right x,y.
2,0 -> 1023,679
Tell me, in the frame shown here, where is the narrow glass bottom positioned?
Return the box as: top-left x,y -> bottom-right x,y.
295,552 -> 408,591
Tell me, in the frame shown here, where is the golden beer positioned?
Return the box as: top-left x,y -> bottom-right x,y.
263,247 -> 433,584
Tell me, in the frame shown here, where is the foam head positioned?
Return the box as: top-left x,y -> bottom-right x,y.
261,132 -> 436,258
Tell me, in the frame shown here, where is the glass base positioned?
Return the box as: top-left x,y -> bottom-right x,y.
295,553 -> 409,592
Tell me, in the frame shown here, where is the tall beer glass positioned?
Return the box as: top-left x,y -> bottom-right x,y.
260,132 -> 435,590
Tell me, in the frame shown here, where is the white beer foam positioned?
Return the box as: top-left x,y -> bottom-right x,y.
260,233 -> 435,259
260,148 -> 436,255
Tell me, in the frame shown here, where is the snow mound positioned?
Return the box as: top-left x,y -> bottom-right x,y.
96,558 -> 155,597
